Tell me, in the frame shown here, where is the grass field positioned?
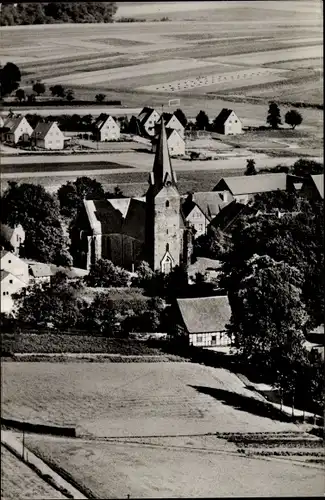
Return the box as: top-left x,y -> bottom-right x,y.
2,362 -> 300,437
1,446 -> 65,500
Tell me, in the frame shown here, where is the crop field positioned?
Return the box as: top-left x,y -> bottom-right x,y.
1,446 -> 65,500
23,434 -> 324,498
1,1 -> 322,111
2,362 -> 301,437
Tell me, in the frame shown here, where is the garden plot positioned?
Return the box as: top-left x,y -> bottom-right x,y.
138,67 -> 288,93
42,58 -> 217,86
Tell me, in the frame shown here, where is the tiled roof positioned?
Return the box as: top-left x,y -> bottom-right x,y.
27,261 -> 88,279
214,108 -> 234,125
311,174 -> 324,199
177,295 -> 231,333
0,249 -> 9,259
31,121 -> 57,139
94,114 -> 117,130
29,262 -> 53,278
214,173 -> 287,196
0,270 -> 10,281
3,116 -> 26,133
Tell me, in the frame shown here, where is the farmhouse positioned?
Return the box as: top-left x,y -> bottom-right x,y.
25,261 -> 88,283
3,115 -> 33,144
176,295 -> 233,347
94,114 -> 120,141
213,108 -> 242,135
213,173 -> 287,204
157,112 -> 185,139
1,250 -> 29,284
70,120 -> 193,273
152,128 -> 185,156
300,174 -> 324,201
1,270 -> 27,314
0,223 -> 25,256
137,107 -> 161,137
31,121 -> 65,150
182,191 -> 233,238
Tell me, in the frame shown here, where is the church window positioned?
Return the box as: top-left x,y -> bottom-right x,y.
166,243 -> 169,251
166,200 -> 169,207
166,229 -> 168,235
163,256 -> 172,274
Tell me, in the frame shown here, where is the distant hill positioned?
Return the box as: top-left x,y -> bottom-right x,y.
0,2 -> 117,26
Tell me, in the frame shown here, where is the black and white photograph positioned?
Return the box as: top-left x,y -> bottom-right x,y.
0,0 -> 323,498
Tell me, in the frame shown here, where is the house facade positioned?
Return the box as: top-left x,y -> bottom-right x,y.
152,128 -> 185,156
162,113 -> 185,139
1,270 -> 27,314
94,114 -> 120,141
70,120 -> 192,273
214,108 -> 242,135
3,116 -> 33,144
0,223 -> 25,256
176,295 -> 234,347
138,107 -> 161,137
1,250 -> 29,284
31,121 -> 65,150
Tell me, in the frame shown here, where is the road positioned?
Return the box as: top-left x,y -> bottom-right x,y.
0,107 -> 142,117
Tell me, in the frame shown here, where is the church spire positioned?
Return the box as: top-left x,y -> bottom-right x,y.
149,118 -> 177,189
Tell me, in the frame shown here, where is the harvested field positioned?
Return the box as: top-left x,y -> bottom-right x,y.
23,434 -> 324,498
2,362 -> 300,437
1,445 -> 65,500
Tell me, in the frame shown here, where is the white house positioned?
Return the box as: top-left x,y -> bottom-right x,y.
176,295 -> 234,347
31,121 -> 65,150
214,108 -> 242,135
1,270 -> 27,314
94,114 -> 120,141
152,128 -> 185,156
0,223 -> 25,256
138,107 -> 161,137
213,174 -> 288,204
1,250 -> 29,284
161,113 -> 185,139
3,115 -> 33,144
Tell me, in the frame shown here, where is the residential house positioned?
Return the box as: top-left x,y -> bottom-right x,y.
157,112 -> 185,139
213,173 -> 288,204
0,223 -> 25,256
1,270 -> 27,314
209,200 -> 256,235
70,120 -> 193,273
137,107 -> 161,137
213,108 -> 242,135
152,128 -> 185,156
94,114 -> 120,141
176,295 -> 233,347
3,115 -> 33,144
300,174 -> 324,201
25,261 -> 88,283
31,121 -> 65,150
1,250 -> 29,284
182,191 -> 234,238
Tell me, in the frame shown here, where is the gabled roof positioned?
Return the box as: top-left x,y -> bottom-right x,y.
0,270 -> 10,281
311,174 -> 324,199
214,108 -> 236,126
148,120 -> 178,192
209,200 -> 256,233
94,114 -> 117,130
0,249 -> 9,259
177,295 -> 231,333
26,261 -> 88,279
183,191 -> 230,220
213,174 -> 287,196
138,107 -> 159,125
31,121 -> 60,139
3,116 -> 28,133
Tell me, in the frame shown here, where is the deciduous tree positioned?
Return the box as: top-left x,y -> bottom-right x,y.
285,109 -> 303,129
95,93 -> 106,103
50,84 -> 66,98
57,176 -> 105,219
0,62 -> 21,97
85,259 -> 130,288
15,88 -> 25,102
244,158 -> 257,176
32,81 -> 46,96
195,110 -> 210,131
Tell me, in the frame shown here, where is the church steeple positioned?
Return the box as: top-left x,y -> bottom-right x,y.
149,119 -> 177,190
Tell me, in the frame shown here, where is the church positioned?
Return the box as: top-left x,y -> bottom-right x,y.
70,120 -> 193,273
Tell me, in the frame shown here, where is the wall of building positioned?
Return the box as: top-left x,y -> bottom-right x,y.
1,252 -> 29,283
189,331 -> 232,347
1,274 -> 26,314
224,114 -> 242,135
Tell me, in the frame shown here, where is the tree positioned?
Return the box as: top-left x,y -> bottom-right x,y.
267,101 -> 282,129
308,350 -> 325,424
95,93 -> 106,103
122,296 -> 164,334
84,293 -> 120,336
85,259 -> 130,288
50,84 -> 66,99
194,227 -> 231,260
174,108 -> 187,127
285,109 -> 303,130
32,81 -> 46,96
1,182 -> 72,266
291,159 -> 323,177
15,88 -> 25,102
244,159 -> 257,176
57,176 -> 105,220
0,62 -> 21,97
195,110 -> 210,131
131,260 -> 154,288
13,271 -> 85,329
66,89 -> 75,102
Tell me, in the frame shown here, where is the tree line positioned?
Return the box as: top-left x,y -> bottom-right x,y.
1,2 -> 117,26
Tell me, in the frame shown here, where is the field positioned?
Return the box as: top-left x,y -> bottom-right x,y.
1,446 -> 65,500
1,1 -> 322,115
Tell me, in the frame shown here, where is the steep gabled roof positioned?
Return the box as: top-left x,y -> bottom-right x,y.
148,119 -> 178,191
177,295 -> 231,333
94,114 -> 117,130
3,115 -> 28,133
31,121 -> 59,139
214,108 -> 235,126
0,249 -> 9,259
209,200 -> 256,233
213,174 -> 287,196
0,270 -> 10,281
311,174 -> 324,199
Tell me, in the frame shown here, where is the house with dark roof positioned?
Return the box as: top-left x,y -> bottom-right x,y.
31,121 -> 65,149
137,107 -> 161,137
70,120 -> 193,273
152,128 -> 185,156
213,173 -> 288,204
176,295 -> 233,347
94,114 -> 120,141
182,191 -> 234,238
300,174 -> 324,201
0,223 -> 25,256
23,260 -> 88,283
3,115 -> 33,144
209,200 -> 256,235
156,112 -> 185,139
213,108 -> 242,135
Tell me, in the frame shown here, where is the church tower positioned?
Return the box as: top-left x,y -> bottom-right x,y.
145,119 -> 181,273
